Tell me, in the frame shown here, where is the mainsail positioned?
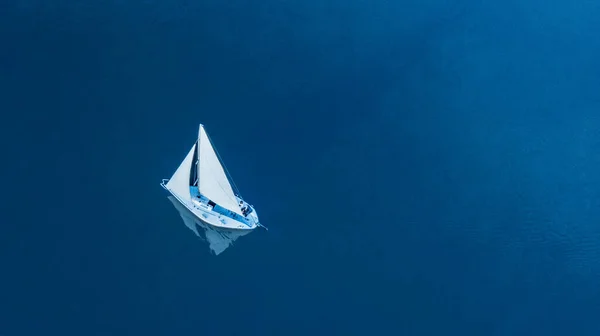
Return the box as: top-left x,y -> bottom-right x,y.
197,125 -> 243,216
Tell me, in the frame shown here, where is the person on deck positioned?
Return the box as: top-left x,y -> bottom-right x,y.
239,200 -> 248,215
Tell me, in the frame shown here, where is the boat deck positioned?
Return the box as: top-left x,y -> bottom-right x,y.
161,180 -> 258,231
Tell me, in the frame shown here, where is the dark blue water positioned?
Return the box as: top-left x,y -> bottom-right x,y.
2,0 -> 600,335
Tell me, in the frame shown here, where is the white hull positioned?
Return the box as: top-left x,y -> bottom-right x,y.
165,196 -> 252,255
161,182 -> 259,231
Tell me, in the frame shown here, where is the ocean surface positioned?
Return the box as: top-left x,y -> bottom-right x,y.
1,0 -> 600,335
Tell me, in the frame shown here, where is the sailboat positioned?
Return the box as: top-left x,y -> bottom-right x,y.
160,124 -> 263,255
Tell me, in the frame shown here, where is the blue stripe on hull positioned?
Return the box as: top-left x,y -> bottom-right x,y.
189,186 -> 252,227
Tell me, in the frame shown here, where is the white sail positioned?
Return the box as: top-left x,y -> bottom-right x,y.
197,125 -> 243,216
165,143 -> 196,203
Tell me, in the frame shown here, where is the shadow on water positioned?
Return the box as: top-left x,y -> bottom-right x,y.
166,196 -> 253,256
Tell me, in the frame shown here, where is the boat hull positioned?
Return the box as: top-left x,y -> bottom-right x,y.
165,196 -> 253,255
161,181 -> 258,231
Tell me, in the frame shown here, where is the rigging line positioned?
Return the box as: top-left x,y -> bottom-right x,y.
205,127 -> 242,198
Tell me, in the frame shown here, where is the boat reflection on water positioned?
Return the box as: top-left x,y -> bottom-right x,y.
166,196 -> 252,255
